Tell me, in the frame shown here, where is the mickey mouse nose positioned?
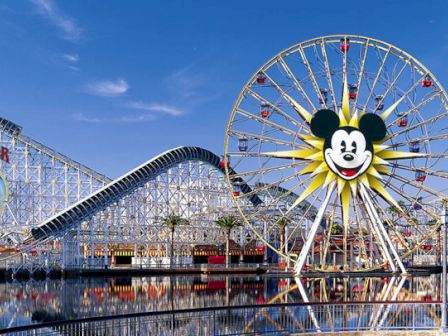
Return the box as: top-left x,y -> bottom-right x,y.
343,154 -> 354,161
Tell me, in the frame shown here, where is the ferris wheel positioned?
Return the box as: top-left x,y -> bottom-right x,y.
224,35 -> 448,275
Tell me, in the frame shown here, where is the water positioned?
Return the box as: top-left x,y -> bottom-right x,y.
0,274 -> 441,329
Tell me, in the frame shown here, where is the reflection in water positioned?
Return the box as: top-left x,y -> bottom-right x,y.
0,274 -> 442,329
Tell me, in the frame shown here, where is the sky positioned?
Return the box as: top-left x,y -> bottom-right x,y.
0,0 -> 447,178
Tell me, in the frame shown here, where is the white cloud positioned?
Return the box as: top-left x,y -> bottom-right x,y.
31,0 -> 83,42
72,113 -> 100,123
119,113 -> 156,123
85,79 -> 129,97
62,53 -> 79,62
72,112 -> 156,124
127,101 -> 184,116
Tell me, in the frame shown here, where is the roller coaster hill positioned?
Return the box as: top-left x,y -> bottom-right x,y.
0,117 -> 319,276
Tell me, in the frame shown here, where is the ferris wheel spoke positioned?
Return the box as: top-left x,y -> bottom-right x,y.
353,194 -> 375,265
386,91 -> 439,129
235,108 -> 300,137
228,130 -> 306,149
256,71 -> 314,125
386,179 -> 439,222
369,194 -> 412,252
237,171 -> 305,200
320,40 -> 338,112
297,46 -> 329,109
229,162 -> 306,179
283,187 -> 325,241
246,175 -> 316,221
353,39 -> 369,109
361,46 -> 391,113
388,172 -> 448,202
276,56 -> 317,112
389,133 -> 448,149
246,88 -> 304,129
392,163 -> 448,179
390,109 -> 448,138
374,62 -> 409,113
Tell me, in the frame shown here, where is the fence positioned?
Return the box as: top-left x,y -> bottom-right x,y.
0,301 -> 442,335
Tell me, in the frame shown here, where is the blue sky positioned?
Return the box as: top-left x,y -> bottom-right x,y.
0,0 -> 447,177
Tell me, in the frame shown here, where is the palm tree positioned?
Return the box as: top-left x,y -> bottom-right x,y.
277,218 -> 290,255
215,215 -> 243,267
161,213 -> 189,267
387,200 -> 406,221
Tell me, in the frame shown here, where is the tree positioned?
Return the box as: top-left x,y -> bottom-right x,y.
277,217 -> 290,255
215,215 -> 243,266
161,213 -> 189,267
387,200 -> 406,221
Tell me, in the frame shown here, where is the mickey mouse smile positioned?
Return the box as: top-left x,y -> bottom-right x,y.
332,161 -> 363,178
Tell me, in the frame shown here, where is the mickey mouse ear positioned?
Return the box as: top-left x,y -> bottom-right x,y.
310,109 -> 340,138
359,113 -> 386,141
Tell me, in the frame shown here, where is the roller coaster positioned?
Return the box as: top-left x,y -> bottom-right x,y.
0,118 -> 315,274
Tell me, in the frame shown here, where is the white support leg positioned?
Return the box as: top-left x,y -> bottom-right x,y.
360,184 -> 407,275
295,277 -> 321,332
294,181 -> 336,276
359,185 -> 397,273
377,276 -> 407,328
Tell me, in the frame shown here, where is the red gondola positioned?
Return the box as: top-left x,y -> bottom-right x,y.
340,38 -> 350,52
415,169 -> 426,182
232,184 -> 240,196
397,113 -> 408,127
422,75 -> 432,88
218,155 -> 230,168
348,84 -> 358,100
260,102 -> 271,118
256,72 -> 267,84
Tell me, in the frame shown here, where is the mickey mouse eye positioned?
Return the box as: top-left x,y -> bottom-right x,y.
341,140 -> 346,152
351,141 -> 357,154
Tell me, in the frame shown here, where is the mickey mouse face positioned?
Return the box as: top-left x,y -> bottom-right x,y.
310,109 -> 386,181
325,127 -> 372,179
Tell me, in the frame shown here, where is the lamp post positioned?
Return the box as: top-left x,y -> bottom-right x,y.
441,205 -> 447,331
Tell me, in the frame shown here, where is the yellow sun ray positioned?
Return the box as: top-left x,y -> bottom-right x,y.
304,139 -> 324,150
263,149 -> 318,160
298,161 -> 324,175
380,94 -> 408,120
377,150 -> 425,160
341,75 -> 351,122
290,172 -> 327,209
281,92 -> 313,123
366,175 -> 400,209
323,170 -> 337,187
